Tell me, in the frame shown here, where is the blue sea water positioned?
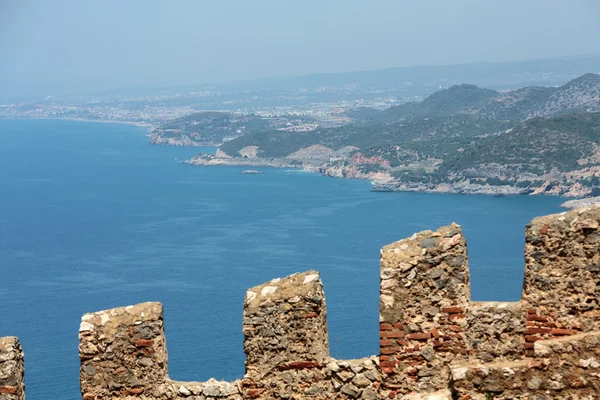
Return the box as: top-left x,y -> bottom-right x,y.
0,119 -> 564,399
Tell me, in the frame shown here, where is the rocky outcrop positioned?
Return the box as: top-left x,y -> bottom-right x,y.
187,153 -> 297,168
149,133 -> 215,146
372,180 -> 529,196
561,196 -> 600,209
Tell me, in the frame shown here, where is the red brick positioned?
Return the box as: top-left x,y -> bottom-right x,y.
380,331 -> 405,339
431,327 -> 440,338
121,388 -> 144,395
380,347 -> 400,355
388,391 -> 397,398
247,389 -> 262,398
525,327 -> 551,335
442,307 -> 464,314
382,367 -> 395,374
380,361 -> 396,368
397,340 -> 410,346
527,309 -> 537,314
82,394 -> 96,400
393,322 -> 403,329
380,323 -> 393,331
304,312 -> 318,318
540,224 -> 549,235
134,339 -> 153,347
527,314 -> 549,322
550,328 -> 577,336
379,355 -> 390,361
525,335 -> 542,342
525,350 -> 534,357
380,339 -> 394,347
542,322 -> 557,328
524,342 -> 534,349
406,332 -> 431,340
286,361 -> 318,369
0,387 -> 17,395
449,313 -> 466,320
140,347 -> 155,356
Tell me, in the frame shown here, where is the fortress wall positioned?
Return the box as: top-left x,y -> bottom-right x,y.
379,223 -> 470,394
465,301 -> 525,362
0,337 -> 25,400
451,331 -> 600,399
79,302 -> 171,399
6,205 -> 600,399
522,206 -> 600,355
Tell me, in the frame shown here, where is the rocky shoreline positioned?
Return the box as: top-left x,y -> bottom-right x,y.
187,153 -> 301,169
371,181 -> 528,196
149,133 -> 219,147
187,152 -> 600,201
560,196 -> 600,209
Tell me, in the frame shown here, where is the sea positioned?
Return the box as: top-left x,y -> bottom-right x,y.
0,119 -> 564,399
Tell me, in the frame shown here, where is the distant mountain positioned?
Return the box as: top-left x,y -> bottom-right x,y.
462,86 -> 557,120
378,84 -> 498,122
530,73 -> 600,117
463,73 -> 600,120
442,113 -> 600,176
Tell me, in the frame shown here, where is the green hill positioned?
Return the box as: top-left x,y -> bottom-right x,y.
219,115 -> 509,160
378,84 -> 498,122
441,112 -> 600,177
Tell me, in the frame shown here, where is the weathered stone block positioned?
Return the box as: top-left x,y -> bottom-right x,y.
0,337 -> 25,400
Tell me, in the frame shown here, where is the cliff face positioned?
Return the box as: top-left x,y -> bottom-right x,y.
3,205 -> 600,399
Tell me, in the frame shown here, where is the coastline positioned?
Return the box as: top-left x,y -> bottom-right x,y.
0,116 -> 156,132
185,153 -> 600,203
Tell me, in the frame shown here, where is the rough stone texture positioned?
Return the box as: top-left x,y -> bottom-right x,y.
243,271 -> 329,375
0,337 -> 24,400
523,205 -> 600,340
451,331 -> 600,399
379,223 -> 470,395
79,302 -> 241,400
8,205 -> 600,399
466,302 -> 525,362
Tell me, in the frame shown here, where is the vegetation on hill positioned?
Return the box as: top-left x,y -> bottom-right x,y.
150,111 -> 320,145
462,86 -> 557,121
220,115 -> 509,160
441,112 -> 600,176
378,84 -> 498,122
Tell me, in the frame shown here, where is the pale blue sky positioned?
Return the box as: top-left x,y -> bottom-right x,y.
1,0 -> 600,96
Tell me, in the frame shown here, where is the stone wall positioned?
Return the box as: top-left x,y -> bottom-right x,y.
3,204 -> 600,399
0,337 -> 25,400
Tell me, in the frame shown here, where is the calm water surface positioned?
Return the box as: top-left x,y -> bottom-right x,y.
0,119 -> 563,399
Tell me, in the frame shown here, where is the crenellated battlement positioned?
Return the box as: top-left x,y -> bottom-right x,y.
2,205 -> 600,399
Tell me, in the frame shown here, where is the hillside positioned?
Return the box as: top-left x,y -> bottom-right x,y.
462,73 -> 600,121
462,86 -> 557,120
219,115 -> 509,160
530,73 -> 600,117
377,84 -> 498,122
149,112 -> 317,146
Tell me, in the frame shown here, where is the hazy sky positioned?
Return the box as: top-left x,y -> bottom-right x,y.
1,0 -> 600,96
